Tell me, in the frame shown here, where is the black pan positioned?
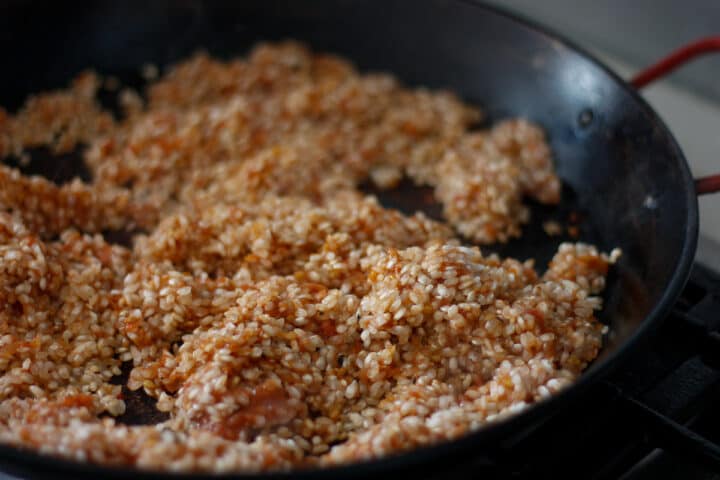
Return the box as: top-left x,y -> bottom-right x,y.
0,1 -> 716,478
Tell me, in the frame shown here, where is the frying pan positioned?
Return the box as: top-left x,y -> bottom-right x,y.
0,0 -> 719,478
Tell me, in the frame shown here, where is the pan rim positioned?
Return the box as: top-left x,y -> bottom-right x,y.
0,0 -> 699,478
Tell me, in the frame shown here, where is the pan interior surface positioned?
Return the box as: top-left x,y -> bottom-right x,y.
0,0 -> 698,477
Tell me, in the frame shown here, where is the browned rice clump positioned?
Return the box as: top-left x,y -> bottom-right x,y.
0,41 -> 617,472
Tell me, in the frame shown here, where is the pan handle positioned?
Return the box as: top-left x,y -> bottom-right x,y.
629,36 -> 720,196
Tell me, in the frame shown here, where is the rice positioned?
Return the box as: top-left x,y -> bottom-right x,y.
0,41 -> 618,472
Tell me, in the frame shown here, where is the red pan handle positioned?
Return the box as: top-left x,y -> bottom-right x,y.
629,36 -> 720,196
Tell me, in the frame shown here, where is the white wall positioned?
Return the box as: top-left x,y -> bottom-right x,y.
485,0 -> 720,102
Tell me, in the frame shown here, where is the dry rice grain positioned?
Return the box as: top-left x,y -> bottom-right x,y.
0,41 -> 618,472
